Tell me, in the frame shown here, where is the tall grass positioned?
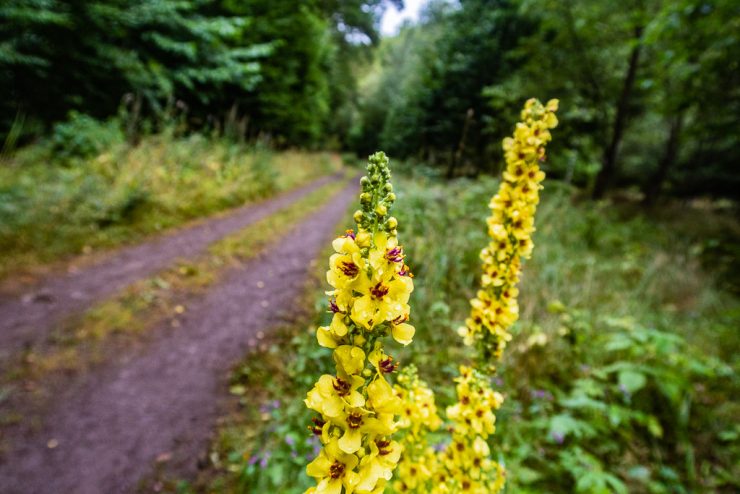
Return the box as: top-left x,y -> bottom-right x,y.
0,134 -> 339,279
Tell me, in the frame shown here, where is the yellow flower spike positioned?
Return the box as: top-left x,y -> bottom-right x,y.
389,100 -> 558,494
305,152 -> 417,493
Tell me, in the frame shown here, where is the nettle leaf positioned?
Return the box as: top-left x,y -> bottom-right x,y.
549,414 -> 597,440
618,370 -> 647,393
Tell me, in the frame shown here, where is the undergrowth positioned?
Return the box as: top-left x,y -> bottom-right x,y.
172,174 -> 739,493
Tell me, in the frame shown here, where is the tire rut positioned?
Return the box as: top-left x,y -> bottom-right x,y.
0,178 -> 357,494
0,173 -> 341,365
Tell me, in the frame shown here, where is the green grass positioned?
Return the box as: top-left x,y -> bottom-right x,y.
0,133 -> 340,279
172,172 -> 739,494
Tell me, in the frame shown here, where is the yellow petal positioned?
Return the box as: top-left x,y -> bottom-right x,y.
306,450 -> 331,478
392,323 -> 415,346
317,327 -> 338,348
338,427 -> 362,454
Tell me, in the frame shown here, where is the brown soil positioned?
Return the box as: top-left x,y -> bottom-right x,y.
0,179 -> 357,493
0,174 -> 341,367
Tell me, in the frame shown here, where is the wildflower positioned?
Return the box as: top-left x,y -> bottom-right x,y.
304,152 -> 415,493
306,438 -> 360,493
459,98 -> 558,362
393,99 -> 558,494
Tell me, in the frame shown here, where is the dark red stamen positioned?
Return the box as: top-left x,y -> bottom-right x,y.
370,282 -> 389,299
328,299 -> 342,313
385,246 -> 404,263
332,377 -> 351,396
379,356 -> 398,374
339,261 -> 359,277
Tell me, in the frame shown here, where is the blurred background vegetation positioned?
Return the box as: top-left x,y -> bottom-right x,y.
1,1 -> 738,493
2,0 -> 738,200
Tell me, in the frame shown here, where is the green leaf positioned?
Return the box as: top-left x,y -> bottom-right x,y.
618,370 -> 647,393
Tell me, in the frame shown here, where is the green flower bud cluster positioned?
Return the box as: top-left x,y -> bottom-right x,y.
354,151 -> 398,238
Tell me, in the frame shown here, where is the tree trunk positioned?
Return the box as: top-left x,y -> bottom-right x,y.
592,25 -> 644,199
447,108 -> 474,179
643,112 -> 684,206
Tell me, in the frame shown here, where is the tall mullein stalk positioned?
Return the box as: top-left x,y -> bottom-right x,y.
392,98 -> 559,494
304,152 -> 416,494
443,98 -> 559,493
458,98 -> 559,368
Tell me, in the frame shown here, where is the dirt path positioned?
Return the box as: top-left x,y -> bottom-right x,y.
0,179 -> 357,493
0,173 -> 341,365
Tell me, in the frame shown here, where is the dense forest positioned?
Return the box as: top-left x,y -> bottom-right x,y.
2,0 -> 738,200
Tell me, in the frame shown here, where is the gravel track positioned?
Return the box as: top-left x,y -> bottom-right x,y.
0,173 -> 341,365
0,178 -> 357,493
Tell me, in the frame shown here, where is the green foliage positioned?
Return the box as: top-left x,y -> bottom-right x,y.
0,137 -> 338,277
353,0 -> 740,198
0,0 -> 397,146
50,112 -> 124,162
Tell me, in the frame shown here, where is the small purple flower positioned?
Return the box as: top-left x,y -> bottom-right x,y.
493,377 -> 504,387
271,399 -> 280,410
433,442 -> 447,453
531,389 -> 546,399
551,431 -> 565,444
248,454 -> 260,466
285,436 -> 295,447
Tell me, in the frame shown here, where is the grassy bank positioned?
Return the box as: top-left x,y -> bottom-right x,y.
174,173 -> 739,493
0,134 -> 340,279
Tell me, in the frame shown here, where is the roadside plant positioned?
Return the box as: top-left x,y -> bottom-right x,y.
392,98 -> 559,493
304,152 -> 416,493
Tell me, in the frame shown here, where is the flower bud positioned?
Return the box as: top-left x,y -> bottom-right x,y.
360,192 -> 372,205
387,216 -> 398,230
360,176 -> 370,187
375,204 -> 387,217
384,183 -> 393,193
355,231 -> 371,248
353,210 -> 364,223
386,192 -> 396,203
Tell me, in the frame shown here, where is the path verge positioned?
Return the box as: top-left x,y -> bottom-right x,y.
0,172 -> 343,365
0,177 -> 358,494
